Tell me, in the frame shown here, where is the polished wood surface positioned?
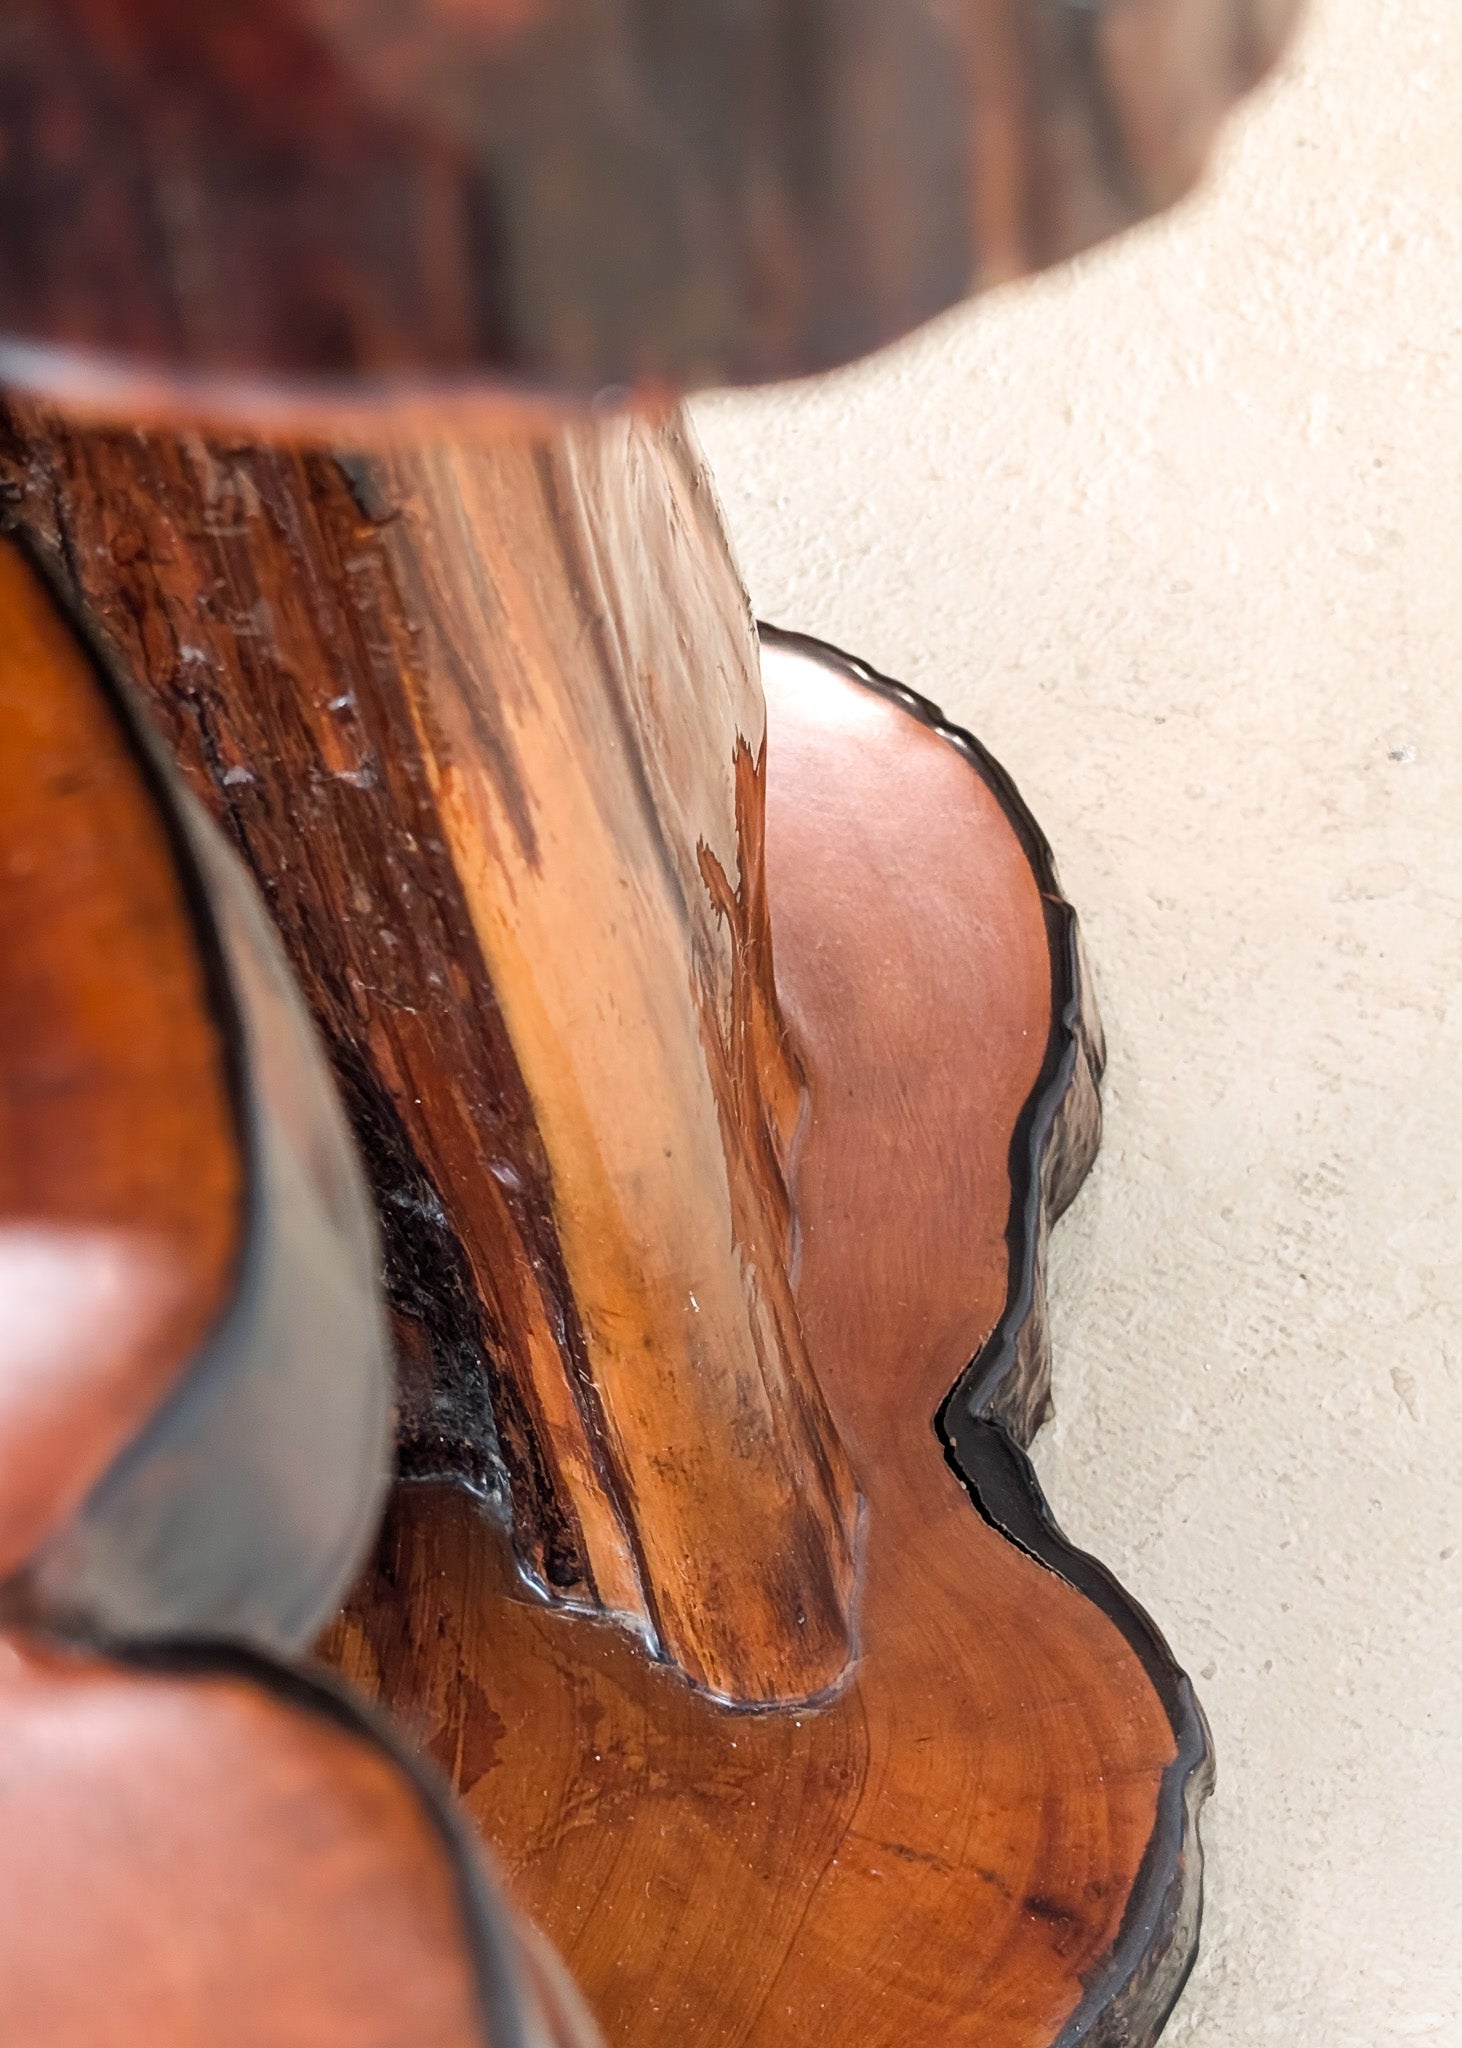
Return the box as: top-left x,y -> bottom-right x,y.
0,1630 -> 598,2048
2,404 -> 1209,2043
0,537 -> 239,1579
323,635 -> 1205,2048
0,403 -> 858,1707
0,0 -> 1300,416
0,540 -> 592,2046
0,6 -> 1255,2030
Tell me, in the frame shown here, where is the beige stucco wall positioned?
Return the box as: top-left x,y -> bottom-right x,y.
694,2 -> 1462,2040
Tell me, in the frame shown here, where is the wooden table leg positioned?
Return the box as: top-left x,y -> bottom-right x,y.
0,400 -> 857,1708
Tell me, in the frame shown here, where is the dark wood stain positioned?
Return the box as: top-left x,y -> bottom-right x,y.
0,0 -> 1301,409
0,406 -> 606,1605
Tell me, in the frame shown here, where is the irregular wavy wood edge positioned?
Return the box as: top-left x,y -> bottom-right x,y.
760,627 -> 1213,2048
2,532 -> 391,1656
103,1635 -> 549,2048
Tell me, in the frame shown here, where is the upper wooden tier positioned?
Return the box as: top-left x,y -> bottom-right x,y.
0,0 -> 1298,419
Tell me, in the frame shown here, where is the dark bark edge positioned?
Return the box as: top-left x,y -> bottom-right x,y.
760,624 -> 1213,2048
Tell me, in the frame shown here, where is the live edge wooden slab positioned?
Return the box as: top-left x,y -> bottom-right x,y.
325,631 -> 1211,2048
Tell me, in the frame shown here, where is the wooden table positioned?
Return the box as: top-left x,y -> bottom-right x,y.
0,5 -> 1297,2042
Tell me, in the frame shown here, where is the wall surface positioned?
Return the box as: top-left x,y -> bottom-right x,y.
694,3 -> 1462,2041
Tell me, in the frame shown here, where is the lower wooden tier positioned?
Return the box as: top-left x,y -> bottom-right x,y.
324,630 -> 1210,2048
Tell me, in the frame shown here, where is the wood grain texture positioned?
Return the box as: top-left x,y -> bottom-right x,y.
0,406 -> 1209,2039
0,0 -> 1301,415
0,536 -> 240,1579
0,537 -> 590,2044
0,402 -> 859,1707
0,1630 -> 601,2048
324,633 -> 1210,2048
0,530 -> 392,1653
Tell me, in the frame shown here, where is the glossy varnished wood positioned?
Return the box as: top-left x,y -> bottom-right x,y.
324,636 -> 1207,2048
0,1631 -> 600,2047
0,537 -> 239,1578
0,403 -> 858,1706
0,0 -> 1300,415
0,4 -> 1254,2028
0,545 -> 590,2047
0,531 -> 392,1654
2,403 -> 1209,2042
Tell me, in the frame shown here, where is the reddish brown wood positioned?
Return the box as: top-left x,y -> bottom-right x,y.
0,402 -> 859,1708
0,1630 -> 600,2047
0,2 -> 1281,2031
323,633 -> 1206,2048
0,0 -> 1301,417
0,526 -> 395,1654
0,536 -> 239,1577
0,541 -> 596,2048
0,404 -> 1210,2046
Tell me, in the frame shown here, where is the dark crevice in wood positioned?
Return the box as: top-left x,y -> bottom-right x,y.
324,1027 -> 505,1500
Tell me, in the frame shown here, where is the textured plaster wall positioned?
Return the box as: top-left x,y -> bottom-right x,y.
692,3 -> 1462,2042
